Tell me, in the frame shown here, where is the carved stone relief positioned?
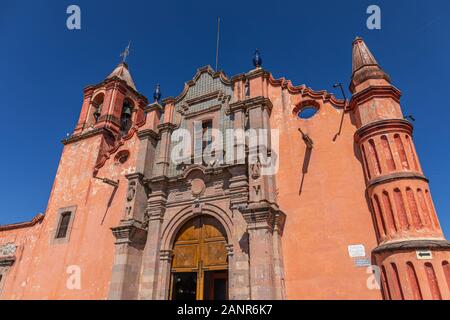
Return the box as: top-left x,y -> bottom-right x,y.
0,243 -> 16,257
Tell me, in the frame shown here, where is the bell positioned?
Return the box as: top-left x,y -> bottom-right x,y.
93,109 -> 101,123
122,104 -> 132,116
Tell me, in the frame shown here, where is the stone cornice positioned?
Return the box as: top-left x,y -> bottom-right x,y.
111,219 -> 147,246
90,77 -> 148,103
367,172 -> 428,189
267,75 -> 346,109
145,102 -> 163,113
350,85 -> 401,109
245,67 -> 268,80
350,67 -> 392,94
137,129 -> 159,142
355,119 -> 413,142
62,127 -> 107,145
157,122 -> 177,133
184,104 -> 222,118
240,201 -> 286,233
145,175 -> 170,187
372,239 -> 450,254
0,213 -> 44,232
228,96 -> 273,114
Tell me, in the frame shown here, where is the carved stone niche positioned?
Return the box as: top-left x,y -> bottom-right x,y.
124,173 -> 147,223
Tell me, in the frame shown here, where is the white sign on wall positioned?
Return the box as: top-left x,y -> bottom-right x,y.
348,244 -> 366,258
416,250 -> 433,260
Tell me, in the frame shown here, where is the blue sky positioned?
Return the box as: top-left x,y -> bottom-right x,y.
0,0 -> 449,238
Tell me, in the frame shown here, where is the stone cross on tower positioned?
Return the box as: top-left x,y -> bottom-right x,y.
120,41 -> 131,63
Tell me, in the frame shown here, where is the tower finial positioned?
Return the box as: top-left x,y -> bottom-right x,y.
253,49 -> 262,68
120,41 -> 131,63
153,84 -> 162,102
350,37 -> 390,93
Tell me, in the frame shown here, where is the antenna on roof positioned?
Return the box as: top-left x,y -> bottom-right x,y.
215,17 -> 221,71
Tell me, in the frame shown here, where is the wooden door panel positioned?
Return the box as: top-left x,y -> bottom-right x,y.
173,245 -> 198,269
203,217 -> 226,239
203,241 -> 228,267
176,221 -> 201,241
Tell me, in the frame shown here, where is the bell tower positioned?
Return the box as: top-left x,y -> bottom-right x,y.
73,61 -> 146,137
350,37 -> 450,300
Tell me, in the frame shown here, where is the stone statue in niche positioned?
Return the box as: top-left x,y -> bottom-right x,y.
250,157 -> 261,179
127,181 -> 136,202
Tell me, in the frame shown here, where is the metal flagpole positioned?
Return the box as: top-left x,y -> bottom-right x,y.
215,17 -> 221,71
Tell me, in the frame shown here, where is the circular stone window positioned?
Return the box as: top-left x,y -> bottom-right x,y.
114,150 -> 130,165
297,106 -> 319,119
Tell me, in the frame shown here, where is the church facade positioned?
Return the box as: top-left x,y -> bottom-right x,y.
0,38 -> 449,300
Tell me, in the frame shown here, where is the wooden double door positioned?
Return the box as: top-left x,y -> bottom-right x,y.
170,215 -> 228,300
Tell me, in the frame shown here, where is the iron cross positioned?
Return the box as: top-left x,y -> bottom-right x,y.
120,41 -> 131,63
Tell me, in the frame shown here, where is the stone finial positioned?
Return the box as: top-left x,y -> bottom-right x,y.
253,49 -> 262,68
153,84 -> 162,102
350,37 -> 390,93
352,37 -> 379,74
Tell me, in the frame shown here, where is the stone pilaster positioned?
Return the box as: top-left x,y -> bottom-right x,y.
108,220 -> 146,300
241,202 -> 286,300
138,177 -> 168,300
156,250 -> 174,300
154,123 -> 177,177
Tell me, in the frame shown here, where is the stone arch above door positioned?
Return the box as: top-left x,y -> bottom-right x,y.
160,203 -> 234,253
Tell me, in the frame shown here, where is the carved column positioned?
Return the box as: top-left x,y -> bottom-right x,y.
228,166 -> 251,300
272,215 -> 286,300
154,123 -> 176,177
157,250 -> 174,300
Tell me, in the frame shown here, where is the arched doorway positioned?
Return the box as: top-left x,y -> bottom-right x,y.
170,215 -> 228,300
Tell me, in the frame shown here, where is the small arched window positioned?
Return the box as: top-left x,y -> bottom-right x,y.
120,100 -> 133,135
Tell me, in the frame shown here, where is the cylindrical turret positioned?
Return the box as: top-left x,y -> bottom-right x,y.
350,37 -> 450,300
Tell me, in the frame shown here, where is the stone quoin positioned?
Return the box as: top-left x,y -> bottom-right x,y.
0,38 -> 449,300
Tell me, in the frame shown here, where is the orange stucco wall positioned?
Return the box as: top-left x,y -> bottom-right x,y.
0,132 -> 141,299
266,84 -> 381,299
